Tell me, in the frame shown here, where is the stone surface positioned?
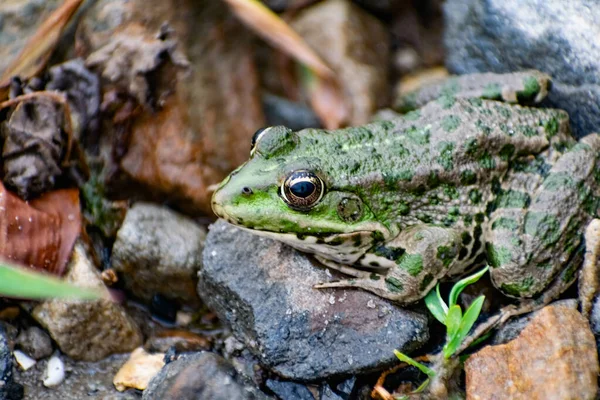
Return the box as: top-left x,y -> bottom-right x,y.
0,325 -> 23,400
142,352 -> 271,400
492,299 -> 578,345
15,327 -> 53,360
263,94 -> 321,131
32,243 -> 143,361
465,303 -> 598,400
111,203 -> 206,307
290,0 -> 390,125
77,0 -> 265,214
265,380 -> 315,400
444,0 -> 600,138
14,353 -> 137,400
198,221 -> 429,381
113,348 -> 164,392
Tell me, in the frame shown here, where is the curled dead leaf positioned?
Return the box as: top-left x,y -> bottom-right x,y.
0,0 -> 83,100
0,183 -> 81,275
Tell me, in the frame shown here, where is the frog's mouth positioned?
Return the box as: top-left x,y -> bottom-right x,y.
230,224 -> 377,265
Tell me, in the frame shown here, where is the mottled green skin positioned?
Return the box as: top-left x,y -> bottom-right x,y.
213,74 -> 600,304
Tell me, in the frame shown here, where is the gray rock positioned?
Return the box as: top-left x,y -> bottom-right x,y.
443,0 -> 600,138
589,295 -> 600,358
32,243 -> 142,361
266,380 -> 315,400
143,352 -> 271,400
263,94 -> 322,131
198,221 -> 429,381
112,203 -> 206,307
319,384 -> 344,400
15,327 -> 53,360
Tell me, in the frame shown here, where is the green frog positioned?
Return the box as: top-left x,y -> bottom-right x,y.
212,71 -> 600,308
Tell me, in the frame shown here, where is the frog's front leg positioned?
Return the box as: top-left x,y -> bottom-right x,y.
315,225 -> 466,303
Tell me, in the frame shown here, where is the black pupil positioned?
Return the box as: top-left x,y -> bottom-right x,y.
290,181 -> 315,198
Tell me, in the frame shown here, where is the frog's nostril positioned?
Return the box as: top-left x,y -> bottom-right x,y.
242,187 -> 253,195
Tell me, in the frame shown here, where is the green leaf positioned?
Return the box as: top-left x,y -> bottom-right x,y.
424,284 -> 447,324
394,350 -> 436,377
448,265 -> 489,308
0,263 -> 104,300
412,378 -> 431,394
445,304 -> 462,339
443,296 -> 485,359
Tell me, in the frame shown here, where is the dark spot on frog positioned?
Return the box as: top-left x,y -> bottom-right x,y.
374,245 -> 406,261
437,245 -> 457,267
327,237 -> 344,246
369,273 -> 380,281
461,232 -> 472,245
385,277 -> 404,293
470,225 -> 483,257
458,247 -> 469,261
461,170 -> 477,185
369,261 -> 380,267
419,274 -> 434,292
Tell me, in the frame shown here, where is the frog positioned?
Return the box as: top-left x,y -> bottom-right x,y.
211,70 -> 600,309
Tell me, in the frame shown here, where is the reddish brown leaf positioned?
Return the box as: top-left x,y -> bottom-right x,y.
0,0 -> 83,100
0,183 -> 81,276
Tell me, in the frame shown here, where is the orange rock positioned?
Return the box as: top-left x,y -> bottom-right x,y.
113,348 -> 165,391
465,303 -> 599,400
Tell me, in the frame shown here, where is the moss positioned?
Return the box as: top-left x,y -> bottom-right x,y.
441,115 -> 461,133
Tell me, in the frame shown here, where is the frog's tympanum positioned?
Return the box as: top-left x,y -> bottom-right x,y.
212,71 -> 600,305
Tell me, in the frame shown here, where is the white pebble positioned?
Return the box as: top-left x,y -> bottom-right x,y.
13,350 -> 36,371
43,353 -> 65,387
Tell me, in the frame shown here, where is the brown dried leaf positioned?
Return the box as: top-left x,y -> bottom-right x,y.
304,72 -> 349,129
0,0 -> 83,100
222,0 -> 334,79
0,183 -> 81,276
0,92 -> 74,199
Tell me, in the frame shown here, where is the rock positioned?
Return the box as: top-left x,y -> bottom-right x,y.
198,221 -> 429,381
16,327 -> 53,360
77,0 -> 265,214
42,353 -> 65,388
589,295 -> 600,358
111,203 -> 206,307
144,330 -> 211,353
32,243 -> 143,361
263,94 -> 322,131
265,380 -> 315,400
465,303 -> 598,400
0,325 -> 23,400
443,0 -> 600,138
290,0 -> 390,125
142,352 -> 271,400
492,299 -> 578,345
113,348 -> 165,392
14,353 -> 137,399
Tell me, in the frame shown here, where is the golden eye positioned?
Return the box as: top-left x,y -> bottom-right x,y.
281,170 -> 324,211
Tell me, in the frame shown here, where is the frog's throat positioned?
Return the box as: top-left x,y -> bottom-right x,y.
227,223 -> 380,265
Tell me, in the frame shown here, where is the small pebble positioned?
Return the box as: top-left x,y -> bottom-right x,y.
13,350 -> 36,371
43,353 -> 65,387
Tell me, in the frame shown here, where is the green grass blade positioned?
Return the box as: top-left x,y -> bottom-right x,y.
394,350 -> 436,377
445,304 -> 462,339
425,284 -> 447,324
448,265 -> 489,308
456,295 -> 485,345
412,378 -> 431,394
0,263 -> 104,300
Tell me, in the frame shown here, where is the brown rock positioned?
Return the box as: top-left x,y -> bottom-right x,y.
32,243 -> 143,361
465,303 -> 599,400
290,0 -> 390,125
77,0 -> 264,214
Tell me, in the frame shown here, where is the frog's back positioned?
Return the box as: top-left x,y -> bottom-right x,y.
296,98 -> 574,228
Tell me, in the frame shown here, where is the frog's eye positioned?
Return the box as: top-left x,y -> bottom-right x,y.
281,170 -> 325,211
250,127 -> 270,155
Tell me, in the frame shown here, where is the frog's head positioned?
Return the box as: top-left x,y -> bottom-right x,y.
212,126 -> 391,264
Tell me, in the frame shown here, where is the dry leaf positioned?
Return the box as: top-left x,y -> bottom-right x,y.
305,73 -> 350,129
0,0 -> 83,100
0,183 -> 81,275
222,0 -> 334,79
